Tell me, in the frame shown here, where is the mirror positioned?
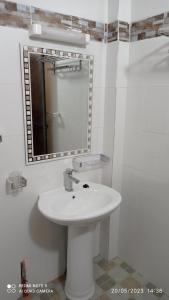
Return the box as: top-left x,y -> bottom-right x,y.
21,46 -> 94,164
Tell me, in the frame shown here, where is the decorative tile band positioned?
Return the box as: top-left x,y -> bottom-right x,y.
105,21 -> 130,43
119,21 -> 130,42
1,0 -> 169,43
0,0 -> 128,43
105,21 -> 118,43
0,0 -> 30,29
131,13 -> 166,41
0,0 -> 105,42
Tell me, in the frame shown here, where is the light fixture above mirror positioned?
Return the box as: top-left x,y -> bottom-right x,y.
29,24 -> 90,47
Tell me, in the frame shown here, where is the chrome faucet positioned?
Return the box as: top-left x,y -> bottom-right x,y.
64,168 -> 80,192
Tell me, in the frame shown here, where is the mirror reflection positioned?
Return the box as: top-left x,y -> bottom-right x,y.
30,53 -> 90,156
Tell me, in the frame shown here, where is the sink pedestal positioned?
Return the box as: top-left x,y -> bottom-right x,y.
65,225 -> 95,300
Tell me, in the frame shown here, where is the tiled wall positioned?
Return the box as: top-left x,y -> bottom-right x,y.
0,0 -> 131,42
1,0 -> 169,43
131,12 -> 169,41
0,2 -> 106,299
0,0 -> 105,41
117,0 -> 169,295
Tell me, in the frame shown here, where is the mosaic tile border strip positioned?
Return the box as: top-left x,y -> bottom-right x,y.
105,21 -> 118,43
0,0 -> 105,42
0,0 -> 30,29
31,6 -> 105,42
119,21 -> 130,42
22,45 -> 93,164
131,13 -> 168,41
105,21 -> 130,43
1,0 -> 169,43
0,0 -> 130,43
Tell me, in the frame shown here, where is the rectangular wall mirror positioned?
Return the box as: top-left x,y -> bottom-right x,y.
21,45 -> 94,164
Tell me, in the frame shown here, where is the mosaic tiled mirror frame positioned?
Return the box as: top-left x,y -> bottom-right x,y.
22,45 -> 94,164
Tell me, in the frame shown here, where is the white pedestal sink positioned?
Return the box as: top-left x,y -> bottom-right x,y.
38,182 -> 121,300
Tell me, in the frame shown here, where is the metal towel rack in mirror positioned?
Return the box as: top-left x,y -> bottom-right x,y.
21,45 -> 94,164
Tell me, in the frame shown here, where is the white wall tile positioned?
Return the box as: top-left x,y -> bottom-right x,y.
131,0 -> 169,22
9,0 -> 108,22
119,0 -> 131,22
0,17 -> 106,296
118,3 -> 169,294
128,37 -> 169,87
105,42 -> 118,88
127,87 -> 169,135
107,0 -> 119,22
112,88 -> 128,192
102,88 -> 116,186
116,42 -> 130,87
0,84 -> 24,136
119,167 -> 169,292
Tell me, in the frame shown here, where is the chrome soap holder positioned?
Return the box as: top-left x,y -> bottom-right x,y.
6,172 -> 27,193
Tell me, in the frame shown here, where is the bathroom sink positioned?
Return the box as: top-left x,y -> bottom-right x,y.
38,181 -> 121,226
38,181 -> 121,300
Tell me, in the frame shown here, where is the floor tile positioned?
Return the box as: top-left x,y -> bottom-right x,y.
94,264 -> 106,279
88,284 -> 104,299
40,294 -> 51,300
96,274 -> 116,291
98,258 -> 116,272
160,295 -> 169,300
132,272 -> 148,287
32,255 -> 169,300
108,265 -> 129,282
112,257 -> 123,265
31,296 -> 41,300
146,282 -> 157,290
120,276 -> 141,289
106,288 -> 129,300
94,255 -> 103,264
134,295 -> 158,300
120,262 -> 135,274
97,294 -> 111,300
49,295 -> 60,300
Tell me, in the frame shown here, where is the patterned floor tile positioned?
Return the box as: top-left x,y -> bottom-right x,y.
40,294 -> 51,300
94,255 -> 103,264
88,284 -> 105,299
132,272 -> 148,287
96,274 -> 116,291
145,282 -> 165,297
160,295 -> 169,300
22,255 -> 168,300
112,257 -> 123,265
97,258 -> 116,272
134,295 -> 158,300
120,262 -> 135,274
120,276 -> 141,289
31,296 -> 41,300
106,288 -> 129,300
108,265 -> 129,282
94,263 -> 106,279
49,295 -> 60,300
96,294 -> 111,300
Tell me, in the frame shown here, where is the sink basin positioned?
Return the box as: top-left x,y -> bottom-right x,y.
38,181 -> 121,226
38,181 -> 121,300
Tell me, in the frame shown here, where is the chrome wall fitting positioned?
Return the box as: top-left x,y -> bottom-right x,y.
6,172 -> 27,193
